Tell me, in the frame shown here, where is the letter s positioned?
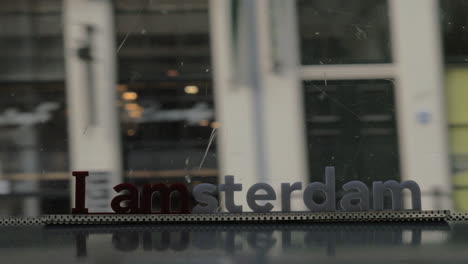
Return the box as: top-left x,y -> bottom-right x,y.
192,183 -> 218,213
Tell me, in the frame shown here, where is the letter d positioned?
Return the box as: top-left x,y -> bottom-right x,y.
303,167 -> 336,211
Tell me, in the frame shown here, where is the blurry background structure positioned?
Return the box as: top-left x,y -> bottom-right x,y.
0,0 -> 466,216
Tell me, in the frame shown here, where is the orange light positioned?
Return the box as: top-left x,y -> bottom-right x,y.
184,85 -> 199,94
122,91 -> 138,101
199,120 -> 209,126
211,121 -> 221,128
125,103 -> 140,111
167,69 -> 180,77
127,129 -> 136,136
128,110 -> 143,118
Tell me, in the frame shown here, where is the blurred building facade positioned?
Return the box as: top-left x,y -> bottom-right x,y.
0,0 -> 466,216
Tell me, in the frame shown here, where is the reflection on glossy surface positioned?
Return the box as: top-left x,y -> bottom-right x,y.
1,222 -> 468,263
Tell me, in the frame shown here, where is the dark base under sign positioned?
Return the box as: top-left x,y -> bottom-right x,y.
0,211 -> 467,226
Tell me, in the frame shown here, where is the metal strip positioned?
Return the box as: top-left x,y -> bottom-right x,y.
1,211 -> 466,227
447,212 -> 468,222
44,211 -> 449,225
0,217 -> 44,226
44,223 -> 451,233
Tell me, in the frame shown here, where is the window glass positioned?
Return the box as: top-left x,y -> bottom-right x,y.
115,0 -> 218,197
0,0 -> 466,217
303,80 -> 400,189
440,0 -> 468,63
297,0 -> 391,65
0,0 -> 68,216
441,0 -> 468,211
445,68 -> 468,211
0,0 -> 216,216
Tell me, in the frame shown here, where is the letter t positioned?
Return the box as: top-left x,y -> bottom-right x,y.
219,175 -> 243,213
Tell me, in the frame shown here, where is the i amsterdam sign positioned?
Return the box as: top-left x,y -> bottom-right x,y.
71,167 -> 422,214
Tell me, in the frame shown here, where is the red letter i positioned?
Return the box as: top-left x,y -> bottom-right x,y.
72,171 -> 89,214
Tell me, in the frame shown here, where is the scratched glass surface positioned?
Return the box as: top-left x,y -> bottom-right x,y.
0,0 -> 217,216
115,0 -> 218,205
1,1 -> 468,263
0,0 -> 69,216
297,0 -> 391,65
0,0 -> 466,217
303,80 -> 399,188
441,0 -> 468,213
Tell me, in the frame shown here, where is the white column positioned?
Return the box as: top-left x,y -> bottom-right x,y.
389,0 -> 452,209
210,0 -> 308,211
209,0 -> 260,210
256,0 -> 308,210
64,0 -> 122,212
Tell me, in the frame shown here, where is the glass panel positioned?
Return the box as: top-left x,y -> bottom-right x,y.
115,0 -> 218,193
446,68 -> 468,211
442,0 -> 468,211
0,0 -> 68,216
303,80 -> 400,191
440,0 -> 468,64
0,0 -> 216,216
297,0 -> 391,65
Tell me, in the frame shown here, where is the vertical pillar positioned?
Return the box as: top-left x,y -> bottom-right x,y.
256,0 -> 308,210
64,0 -> 122,212
210,0 -> 308,211
209,0 -> 260,211
389,0 -> 452,209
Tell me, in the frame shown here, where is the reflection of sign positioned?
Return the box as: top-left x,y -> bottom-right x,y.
72,167 -> 422,214
74,224 -> 438,257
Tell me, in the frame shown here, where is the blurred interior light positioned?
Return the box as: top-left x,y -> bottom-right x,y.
128,110 -> 143,119
122,91 -> 138,101
184,85 -> 199,94
167,69 -> 180,77
211,121 -> 221,128
127,129 -> 136,136
125,103 -> 140,111
117,84 -> 128,92
199,120 -> 209,126
124,102 -> 144,119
